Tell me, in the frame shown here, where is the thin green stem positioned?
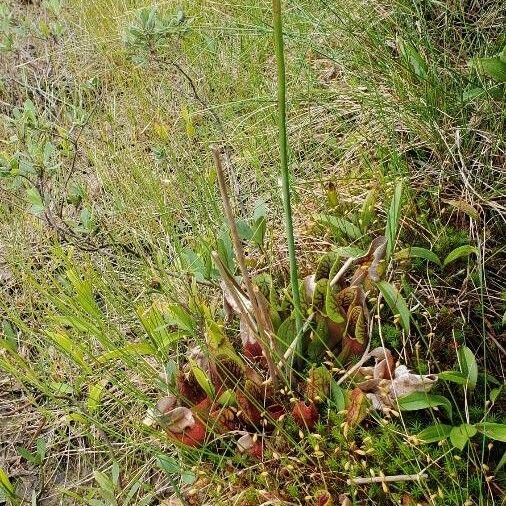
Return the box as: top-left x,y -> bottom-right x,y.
272,0 -> 303,339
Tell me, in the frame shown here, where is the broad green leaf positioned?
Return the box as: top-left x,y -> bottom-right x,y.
385,181 -> 403,259
96,342 -> 156,363
189,360 -> 215,399
474,57 -> 506,83
157,454 -> 180,474
457,346 -> 478,390
397,392 -> 452,421
490,385 -> 503,403
438,371 -> 468,385
477,422 -> 506,442
394,247 -> 441,267
315,214 -> 362,241
217,227 -> 235,273
87,379 -> 108,413
311,278 -> 328,312
180,248 -> 207,280
398,38 -> 428,78
236,219 -> 253,241
49,382 -> 74,395
26,187 -> 44,214
330,379 -> 346,411
18,447 -> 39,465
36,437 -> 46,461
275,316 -> 296,353
315,251 -> 340,281
325,283 -> 345,324
181,470 -> 197,484
376,280 -> 410,334
333,246 -> 365,258
450,423 -> 477,450
417,423 -> 453,443
501,46 -> 506,64
443,245 -> 478,267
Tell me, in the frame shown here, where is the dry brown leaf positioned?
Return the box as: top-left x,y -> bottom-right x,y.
357,348 -> 437,411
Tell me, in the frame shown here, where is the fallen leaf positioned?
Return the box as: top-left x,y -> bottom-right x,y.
357,348 -> 437,412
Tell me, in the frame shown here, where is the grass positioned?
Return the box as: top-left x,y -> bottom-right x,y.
1,0 -> 505,504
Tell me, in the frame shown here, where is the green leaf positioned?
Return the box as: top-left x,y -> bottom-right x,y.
476,422 -> 506,442
217,227 -> 235,273
398,38 -> 428,78
47,331 -> 92,374
137,304 -> 184,351
49,382 -> 74,395
330,379 -> 346,411
450,423 -> 477,450
394,247 -> 441,267
93,470 -> 115,494
189,360 -> 215,399
236,219 -> 253,241
157,454 -> 180,474
96,342 -> 156,363
397,392 -> 452,421
325,283 -> 345,324
490,385 -> 503,403
315,214 -> 362,241
275,315 -> 296,353
26,187 -> 44,214
0,467 -> 15,497
385,181 -> 403,259
217,389 -> 236,407
438,371 -> 468,385
315,251 -> 340,281
457,346 -> 478,390
417,423 -> 453,443
36,437 -> 46,461
111,462 -> 120,487
333,246 -> 365,258
500,46 -> 506,64
181,469 -> 197,484
251,198 -> 267,247
376,280 -> 410,334
496,451 -> 506,472
18,447 -> 39,464
443,245 -> 478,267
87,380 -> 108,413
474,57 -> 506,83
164,304 -> 196,334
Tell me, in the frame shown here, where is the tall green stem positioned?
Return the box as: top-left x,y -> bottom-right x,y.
272,0 -> 303,337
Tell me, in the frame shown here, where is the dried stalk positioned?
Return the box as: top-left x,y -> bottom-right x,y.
212,147 -> 278,385
347,473 -> 427,485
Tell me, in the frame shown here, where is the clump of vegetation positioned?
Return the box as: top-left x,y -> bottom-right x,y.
0,0 -> 505,504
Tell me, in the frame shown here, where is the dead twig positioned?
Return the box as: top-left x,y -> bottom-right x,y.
347,473 -> 427,485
